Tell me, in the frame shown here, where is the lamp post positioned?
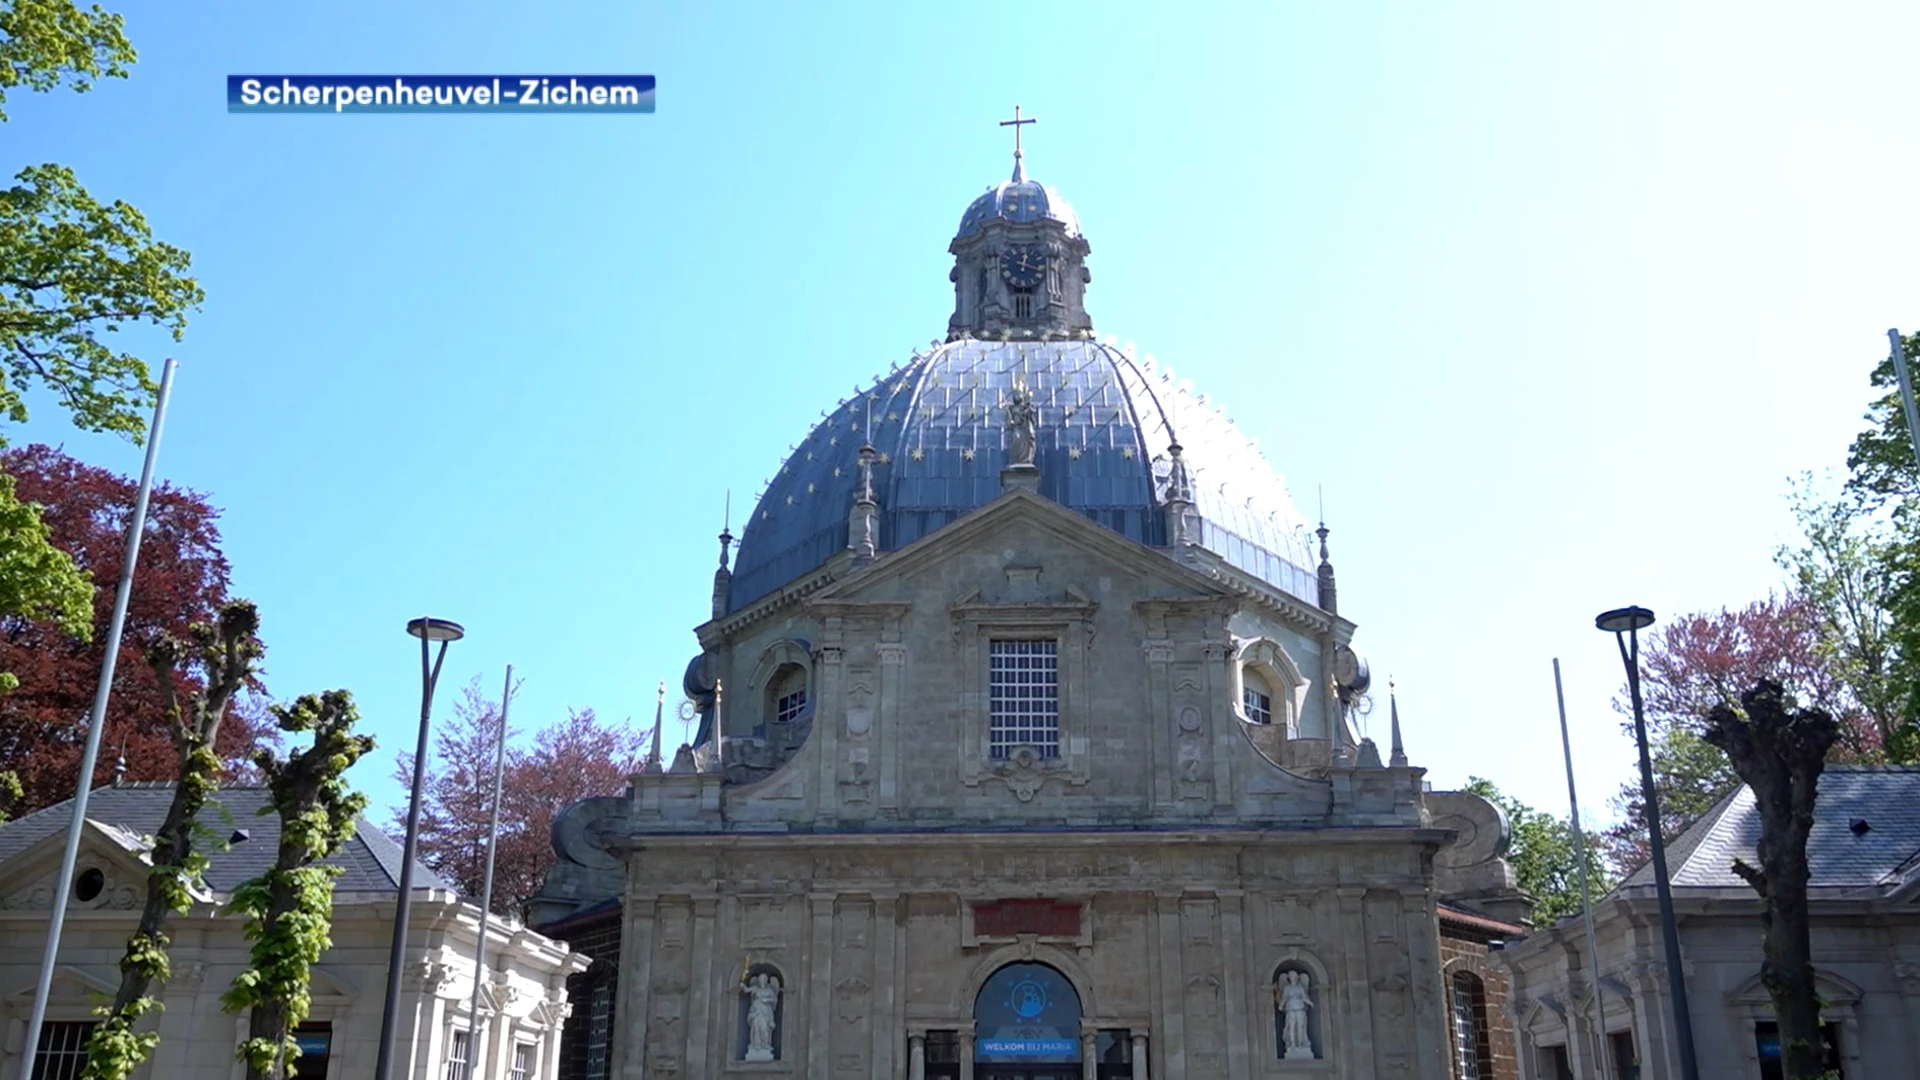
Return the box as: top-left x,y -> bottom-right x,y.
374,616 -> 465,1080
1595,605 -> 1699,1080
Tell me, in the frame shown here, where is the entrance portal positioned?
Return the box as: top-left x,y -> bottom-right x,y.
973,962 -> 1081,1079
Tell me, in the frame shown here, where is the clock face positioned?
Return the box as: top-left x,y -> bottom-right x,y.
999,245 -> 1048,290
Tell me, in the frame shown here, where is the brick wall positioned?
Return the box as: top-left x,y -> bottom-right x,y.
546,907 -> 622,1080
1440,911 -> 1521,1080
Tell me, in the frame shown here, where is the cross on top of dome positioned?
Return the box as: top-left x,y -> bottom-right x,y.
1000,104 -> 1037,182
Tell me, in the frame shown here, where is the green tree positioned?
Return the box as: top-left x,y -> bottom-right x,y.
81,601 -> 263,1080
0,0 -> 203,819
1463,777 -> 1612,925
1843,331 -> 1920,739
223,690 -> 373,1080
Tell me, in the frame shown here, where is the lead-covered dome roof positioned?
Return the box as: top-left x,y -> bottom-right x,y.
726,339 -> 1318,613
956,177 -> 1082,241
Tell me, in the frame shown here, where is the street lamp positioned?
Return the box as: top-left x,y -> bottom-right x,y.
1595,605 -> 1700,1080
374,616 -> 465,1080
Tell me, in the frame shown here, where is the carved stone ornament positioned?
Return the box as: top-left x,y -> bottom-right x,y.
1142,640 -> 1175,664
987,744 -> 1073,802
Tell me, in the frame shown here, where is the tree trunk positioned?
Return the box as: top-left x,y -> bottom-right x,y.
1701,680 -> 1837,1080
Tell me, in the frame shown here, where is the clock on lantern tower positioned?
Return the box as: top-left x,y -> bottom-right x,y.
946,106 -> 1095,341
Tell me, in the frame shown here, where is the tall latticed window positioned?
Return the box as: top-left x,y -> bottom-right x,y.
990,639 -> 1059,758
1243,671 -> 1274,725
510,1042 -> 535,1080
1450,971 -> 1490,1079
772,665 -> 809,725
30,1022 -> 95,1080
1013,291 -> 1034,319
444,1029 -> 471,1080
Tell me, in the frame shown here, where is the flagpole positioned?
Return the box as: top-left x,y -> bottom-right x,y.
18,359 -> 177,1080
466,664 -> 514,1079
1554,658 -> 1612,1079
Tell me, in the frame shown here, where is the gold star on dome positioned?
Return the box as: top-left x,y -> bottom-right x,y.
877,452 -> 890,464
1068,447 -> 1082,460
961,448 -> 975,461
829,436 -> 839,447
785,495 -> 796,505
762,510 -> 771,520
806,451 -> 815,461
1122,446 -> 1134,459
887,411 -> 899,423
832,467 -> 842,477
806,482 -> 816,493
911,447 -> 925,461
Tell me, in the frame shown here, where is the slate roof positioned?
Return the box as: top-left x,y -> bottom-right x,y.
727,338 -> 1321,613
0,782 -> 454,895
1622,765 -> 1920,893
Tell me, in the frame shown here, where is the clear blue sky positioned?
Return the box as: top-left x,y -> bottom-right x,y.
10,1 -> 1915,828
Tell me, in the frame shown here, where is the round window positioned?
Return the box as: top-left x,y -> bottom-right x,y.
75,867 -> 106,903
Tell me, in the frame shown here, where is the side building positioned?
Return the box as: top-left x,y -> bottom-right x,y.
1495,764 -> 1920,1080
0,781 -> 589,1080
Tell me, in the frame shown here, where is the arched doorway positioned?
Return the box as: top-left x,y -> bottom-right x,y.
973,962 -> 1082,1080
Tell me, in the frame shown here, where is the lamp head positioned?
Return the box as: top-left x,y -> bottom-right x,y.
1594,606 -> 1655,634
406,617 -> 466,643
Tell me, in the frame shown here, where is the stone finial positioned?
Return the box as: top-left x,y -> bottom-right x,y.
849,442 -> 878,566
1315,521 -> 1338,615
1388,677 -> 1408,768
644,681 -> 665,774
1164,439 -> 1195,550
1356,737 -> 1383,769
712,493 -> 733,620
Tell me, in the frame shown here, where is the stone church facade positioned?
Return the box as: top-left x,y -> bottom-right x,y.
531,132 -> 1523,1080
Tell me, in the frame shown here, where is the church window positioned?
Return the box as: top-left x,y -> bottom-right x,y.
1243,673 -> 1274,725
31,1022 -> 95,1080
445,1028 -> 471,1080
1754,1020 -> 1842,1080
510,1042 -> 534,1080
769,663 -> 808,724
1013,291 -> 1034,319
989,639 -> 1059,758
1449,971 -> 1490,1079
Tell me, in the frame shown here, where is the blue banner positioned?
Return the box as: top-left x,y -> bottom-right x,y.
228,75 -> 656,114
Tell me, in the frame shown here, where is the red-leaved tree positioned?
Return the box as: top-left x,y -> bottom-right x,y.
394,678 -> 648,916
1603,594 -> 1878,873
0,444 -> 273,815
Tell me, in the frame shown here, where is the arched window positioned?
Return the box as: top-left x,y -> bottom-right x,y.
1243,671 -> 1275,725
769,664 -> 808,725
975,962 -> 1082,1066
1449,970 -> 1491,1079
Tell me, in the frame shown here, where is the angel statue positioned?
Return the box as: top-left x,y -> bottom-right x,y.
1277,970 -> 1315,1059
742,971 -> 782,1061
1005,381 -> 1038,466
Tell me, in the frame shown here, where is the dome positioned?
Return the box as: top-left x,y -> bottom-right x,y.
955,177 -> 1082,241
726,339 -> 1319,613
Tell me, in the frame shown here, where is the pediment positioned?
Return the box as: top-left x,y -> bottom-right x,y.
0,819 -> 173,913
7,964 -> 118,1003
808,488 -> 1236,609
1729,967 -> 1861,1008
309,965 -> 357,1003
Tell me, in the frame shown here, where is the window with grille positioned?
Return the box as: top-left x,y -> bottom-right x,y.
511,1042 -> 534,1080
769,665 -> 808,725
584,979 -> 614,1080
445,1029 -> 471,1080
1243,671 -> 1274,725
1013,291 -> 1033,319
30,1022 -> 94,1080
989,639 -> 1059,759
1450,971 -> 1489,1079
292,1023 -> 332,1080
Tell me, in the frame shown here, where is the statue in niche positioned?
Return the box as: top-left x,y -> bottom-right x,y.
1277,970 -> 1315,1059
742,971 -> 782,1061
1005,381 -> 1037,466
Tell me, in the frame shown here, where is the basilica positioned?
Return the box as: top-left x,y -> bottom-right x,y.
529,123 -> 1526,1080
